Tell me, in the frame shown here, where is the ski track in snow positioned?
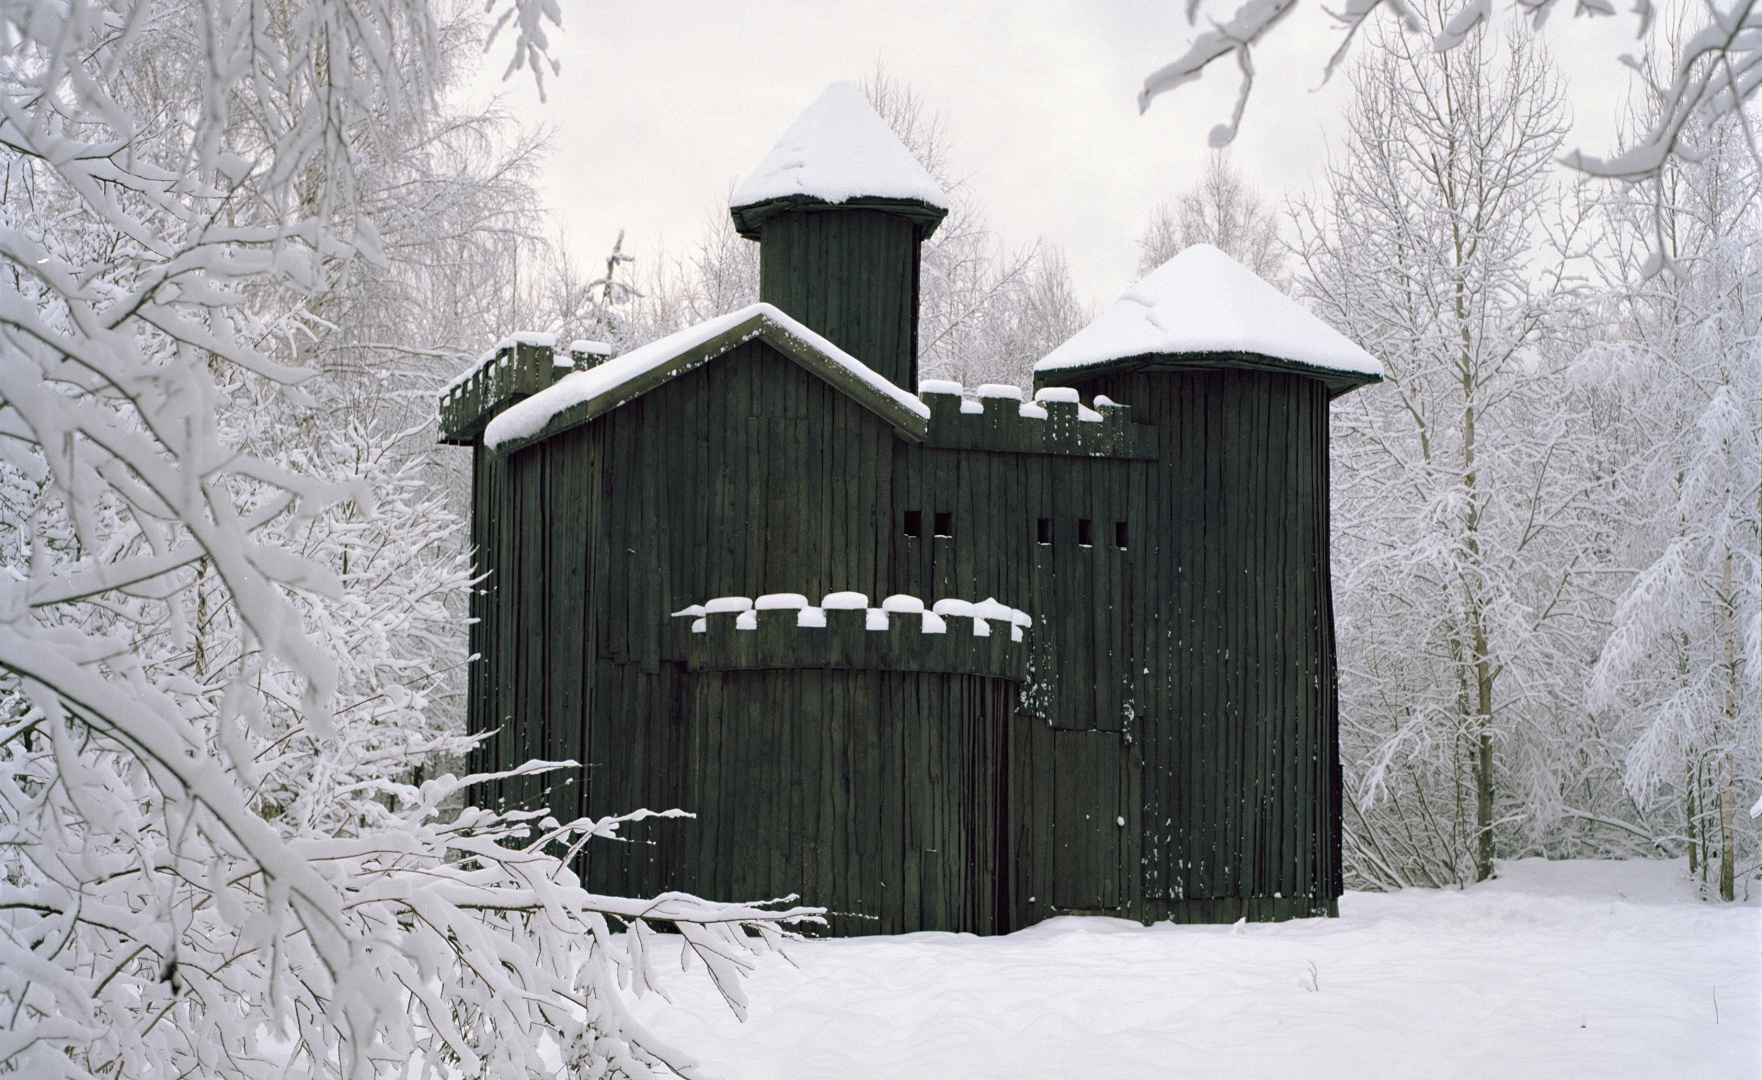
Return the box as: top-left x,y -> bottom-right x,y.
629,859 -> 1758,1078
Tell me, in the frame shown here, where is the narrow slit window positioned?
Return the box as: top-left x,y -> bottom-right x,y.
1115,521 -> 1129,550
1036,517 -> 1053,546
1077,519 -> 1094,547
933,511 -> 954,537
903,510 -> 923,538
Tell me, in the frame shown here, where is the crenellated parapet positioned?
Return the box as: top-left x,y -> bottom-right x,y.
917,381 -> 1159,459
672,592 -> 1030,680
438,335 -> 612,445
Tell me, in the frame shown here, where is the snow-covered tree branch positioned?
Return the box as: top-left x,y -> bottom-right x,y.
1581,89 -> 1760,900
1141,0 -> 1761,181
0,0 -> 815,1075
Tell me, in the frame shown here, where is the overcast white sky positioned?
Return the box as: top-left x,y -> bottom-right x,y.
471,1 -> 1645,311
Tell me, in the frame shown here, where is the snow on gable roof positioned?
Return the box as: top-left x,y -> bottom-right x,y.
482,303 -> 930,453
1035,244 -> 1383,394
729,81 -> 949,237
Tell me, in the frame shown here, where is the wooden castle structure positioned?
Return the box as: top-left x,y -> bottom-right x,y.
438,82 -> 1383,934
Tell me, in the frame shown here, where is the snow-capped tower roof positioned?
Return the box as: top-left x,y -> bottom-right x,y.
1035,244 -> 1383,397
729,81 -> 950,240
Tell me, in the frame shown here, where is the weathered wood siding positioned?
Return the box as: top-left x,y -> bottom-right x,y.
758,208 -> 922,391
1058,367 -> 1343,922
467,340 -> 1021,930
462,339 -> 1343,932
684,668 -> 1013,935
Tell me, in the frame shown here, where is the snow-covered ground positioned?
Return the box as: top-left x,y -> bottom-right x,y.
632,859 -> 1758,1079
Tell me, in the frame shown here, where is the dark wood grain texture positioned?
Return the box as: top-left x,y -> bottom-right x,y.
451,198 -> 1349,934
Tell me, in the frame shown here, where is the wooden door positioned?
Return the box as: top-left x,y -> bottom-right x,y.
1050,729 -> 1121,910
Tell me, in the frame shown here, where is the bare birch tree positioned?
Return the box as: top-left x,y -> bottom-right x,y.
1139,150 -> 1287,284
1296,8 -> 1598,886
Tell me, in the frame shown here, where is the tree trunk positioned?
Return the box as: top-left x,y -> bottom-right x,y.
1718,537 -> 1736,902
1681,633 -> 1700,876
1686,758 -> 1699,875
1460,331 -> 1496,884
1718,753 -> 1735,902
1474,730 -> 1494,878
1463,600 -> 1497,883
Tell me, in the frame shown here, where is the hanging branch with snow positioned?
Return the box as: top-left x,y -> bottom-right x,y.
1140,0 -> 1760,182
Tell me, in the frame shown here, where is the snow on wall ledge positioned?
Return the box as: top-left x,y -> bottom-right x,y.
481,303 -> 930,451
915,381 -> 1159,459
438,334 -> 579,445
730,81 -> 949,211
441,331 -> 558,396
669,592 -> 1030,680
1036,244 -> 1383,380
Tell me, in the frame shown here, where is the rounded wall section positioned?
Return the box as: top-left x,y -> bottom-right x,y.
659,666 -> 1015,936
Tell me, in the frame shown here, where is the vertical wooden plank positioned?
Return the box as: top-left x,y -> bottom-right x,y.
549,434 -> 585,820
1265,377 -> 1288,901
880,672 -> 903,934
605,410 -> 630,664
855,406 -> 875,600
1191,372 -> 1214,901
1249,373 -> 1273,897
901,675 -> 923,932
1050,729 -> 1120,909
727,347 -> 752,598
1223,372 -> 1245,898
523,446 -> 547,811
827,669 -> 853,933
826,396 -> 846,599
852,669 -> 879,931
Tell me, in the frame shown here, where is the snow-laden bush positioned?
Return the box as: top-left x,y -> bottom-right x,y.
0,734 -> 811,1078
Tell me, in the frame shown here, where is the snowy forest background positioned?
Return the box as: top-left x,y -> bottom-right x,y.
0,0 -> 1756,1075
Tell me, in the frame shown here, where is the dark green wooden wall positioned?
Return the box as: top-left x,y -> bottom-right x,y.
1063,367 -> 1343,921
758,208 -> 922,391
463,341 -> 1342,932
684,668 -> 1013,935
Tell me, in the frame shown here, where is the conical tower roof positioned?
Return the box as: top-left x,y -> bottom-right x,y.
1036,244 -> 1383,396
730,81 -> 950,239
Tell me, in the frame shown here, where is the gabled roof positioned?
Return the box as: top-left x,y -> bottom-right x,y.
1035,244 -> 1383,397
730,81 -> 950,240
482,303 -> 931,454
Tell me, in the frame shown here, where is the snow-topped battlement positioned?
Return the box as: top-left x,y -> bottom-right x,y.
671,591 -> 1030,680
438,336 -> 611,445
917,382 -> 1159,459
